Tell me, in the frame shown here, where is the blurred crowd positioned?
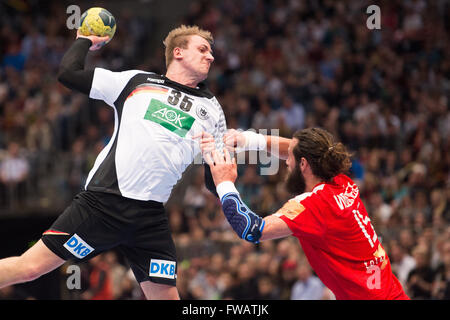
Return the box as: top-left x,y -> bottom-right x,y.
1,0 -> 449,300
0,0 -> 150,211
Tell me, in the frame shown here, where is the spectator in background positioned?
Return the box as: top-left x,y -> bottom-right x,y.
117,269 -> 145,300
431,188 -> 449,225
81,254 -> 113,300
230,262 -> 258,300
183,167 -> 210,217
399,229 -> 416,255
0,142 -> 29,208
25,115 -> 53,200
407,245 -> 435,299
235,96 -> 252,130
1,31 -> 26,71
290,262 -> 325,300
236,165 -> 262,207
255,276 -> 279,300
103,251 -> 127,300
279,95 -> 305,133
251,100 -> 281,130
216,271 -> 236,299
432,242 -> 450,299
67,138 -> 89,197
279,260 -> 298,300
390,241 -> 417,288
168,205 -> 189,237
116,275 -> 136,300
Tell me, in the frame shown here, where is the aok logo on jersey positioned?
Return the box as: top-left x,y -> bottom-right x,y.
144,99 -> 195,138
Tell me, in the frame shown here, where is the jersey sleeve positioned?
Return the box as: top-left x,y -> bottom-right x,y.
89,68 -> 143,107
57,38 -> 94,95
274,193 -> 326,246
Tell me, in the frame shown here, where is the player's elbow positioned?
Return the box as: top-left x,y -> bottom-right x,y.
57,68 -> 70,86
57,69 -> 94,95
259,216 -> 292,241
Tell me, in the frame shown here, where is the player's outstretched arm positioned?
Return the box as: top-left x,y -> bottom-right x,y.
194,130 -> 291,160
57,30 -> 109,94
206,149 -> 292,243
265,135 -> 291,160
223,129 -> 291,160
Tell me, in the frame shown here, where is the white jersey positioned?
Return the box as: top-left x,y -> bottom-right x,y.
85,67 -> 227,202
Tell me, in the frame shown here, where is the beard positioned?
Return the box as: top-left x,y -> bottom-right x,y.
285,165 -> 306,195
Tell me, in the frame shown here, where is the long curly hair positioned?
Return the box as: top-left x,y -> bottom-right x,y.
292,127 -> 352,182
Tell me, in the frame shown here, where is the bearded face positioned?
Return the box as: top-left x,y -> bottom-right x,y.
285,161 -> 306,195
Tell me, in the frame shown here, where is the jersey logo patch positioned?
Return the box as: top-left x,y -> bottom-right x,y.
374,244 -> 388,270
196,105 -> 209,120
149,259 -> 177,279
276,200 -> 305,220
144,99 -> 195,137
63,234 -> 95,259
334,182 -> 359,210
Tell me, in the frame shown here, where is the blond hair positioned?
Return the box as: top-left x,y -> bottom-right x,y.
163,25 -> 214,68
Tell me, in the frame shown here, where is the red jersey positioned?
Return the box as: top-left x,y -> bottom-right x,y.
275,174 -> 409,300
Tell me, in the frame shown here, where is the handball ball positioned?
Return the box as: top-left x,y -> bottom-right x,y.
78,7 -> 116,43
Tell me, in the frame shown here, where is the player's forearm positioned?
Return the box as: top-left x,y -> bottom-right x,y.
240,131 -> 290,159
216,185 -> 291,242
216,181 -> 265,243
264,135 -> 291,160
57,38 -> 94,94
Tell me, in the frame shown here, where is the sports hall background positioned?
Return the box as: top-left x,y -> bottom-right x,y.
0,0 -> 449,300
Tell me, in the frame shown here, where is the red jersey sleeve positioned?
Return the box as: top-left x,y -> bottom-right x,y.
274,186 -> 327,246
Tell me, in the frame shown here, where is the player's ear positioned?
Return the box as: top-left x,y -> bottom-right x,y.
173,47 -> 183,60
299,157 -> 308,171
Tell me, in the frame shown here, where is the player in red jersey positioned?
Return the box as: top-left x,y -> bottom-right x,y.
205,127 -> 409,300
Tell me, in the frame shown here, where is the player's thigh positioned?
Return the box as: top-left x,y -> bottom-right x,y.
41,192 -> 123,262
140,280 -> 180,300
120,213 -> 178,288
21,239 -> 66,277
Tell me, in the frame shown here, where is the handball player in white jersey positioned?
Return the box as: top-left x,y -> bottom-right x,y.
0,25 -> 227,300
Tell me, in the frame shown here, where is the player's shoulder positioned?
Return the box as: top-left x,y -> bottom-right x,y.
277,175 -> 359,220
332,173 -> 355,185
328,174 -> 359,198
122,69 -> 155,79
274,185 -> 327,220
292,183 -> 327,203
328,174 -> 361,212
197,82 -> 216,99
94,67 -> 153,80
290,176 -> 354,208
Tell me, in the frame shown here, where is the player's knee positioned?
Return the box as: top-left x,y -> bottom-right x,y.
141,281 -> 179,300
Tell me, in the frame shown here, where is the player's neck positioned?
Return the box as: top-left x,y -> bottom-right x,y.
165,65 -> 200,88
305,176 -> 323,193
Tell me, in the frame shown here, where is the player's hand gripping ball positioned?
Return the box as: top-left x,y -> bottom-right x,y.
78,7 -> 116,45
